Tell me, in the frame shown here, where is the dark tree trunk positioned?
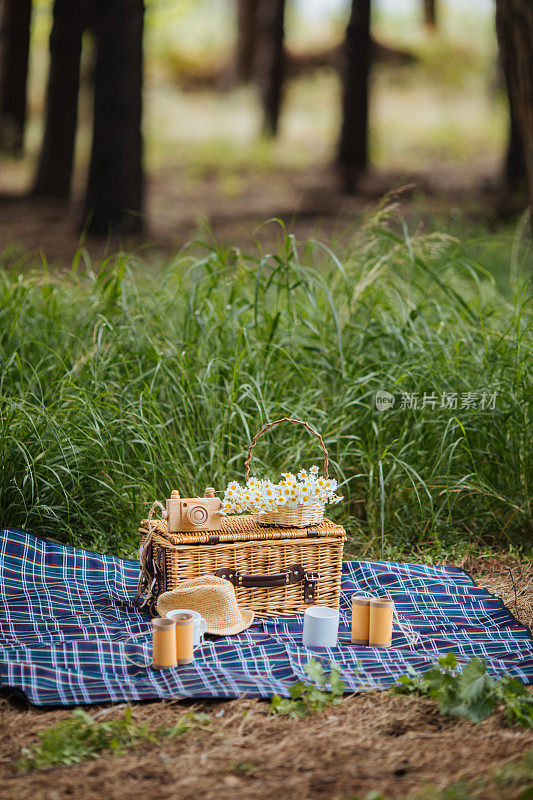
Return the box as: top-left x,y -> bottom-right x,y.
235,0 -> 258,84
254,0 -> 286,136
32,0 -> 86,199
0,0 -> 32,155
85,0 -> 144,235
338,0 -> 371,191
496,0 -> 533,228
505,78 -> 526,190
423,0 -> 437,29
498,14 -> 527,191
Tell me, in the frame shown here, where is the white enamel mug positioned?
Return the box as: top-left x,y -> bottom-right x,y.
302,606 -> 339,648
166,609 -> 207,649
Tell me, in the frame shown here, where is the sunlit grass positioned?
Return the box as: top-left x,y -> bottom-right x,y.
1,209 -> 531,559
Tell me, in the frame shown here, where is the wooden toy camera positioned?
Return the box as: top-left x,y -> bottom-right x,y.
165,488 -> 222,533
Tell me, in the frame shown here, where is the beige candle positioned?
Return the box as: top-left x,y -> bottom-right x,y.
152,618 -> 177,669
369,598 -> 394,648
174,612 -> 194,665
351,596 -> 370,644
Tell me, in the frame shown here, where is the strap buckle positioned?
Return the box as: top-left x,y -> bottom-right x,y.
303,571 -> 320,604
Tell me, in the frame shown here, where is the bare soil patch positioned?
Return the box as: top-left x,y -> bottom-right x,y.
0,164 -> 524,267
0,555 -> 531,800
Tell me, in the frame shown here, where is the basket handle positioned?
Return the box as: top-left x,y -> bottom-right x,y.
216,564 -> 319,604
244,417 -> 329,481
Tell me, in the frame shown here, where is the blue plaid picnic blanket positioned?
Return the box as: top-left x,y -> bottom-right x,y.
0,528 -> 531,706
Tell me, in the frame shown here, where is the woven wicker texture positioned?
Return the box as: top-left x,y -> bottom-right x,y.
140,514 -> 345,617
252,501 -> 325,528
163,537 -> 343,616
139,513 -> 345,545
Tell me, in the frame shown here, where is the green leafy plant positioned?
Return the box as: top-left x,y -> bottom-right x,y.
17,707 -> 210,772
394,653 -> 533,727
270,659 -> 346,718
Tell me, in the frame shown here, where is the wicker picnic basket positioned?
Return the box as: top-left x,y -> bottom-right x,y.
137,513 -> 345,617
136,419 -> 345,617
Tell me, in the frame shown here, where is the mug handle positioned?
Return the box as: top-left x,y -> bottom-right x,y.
194,618 -> 208,651
122,633 -> 152,668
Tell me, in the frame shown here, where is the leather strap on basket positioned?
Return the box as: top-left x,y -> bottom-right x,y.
244,417 -> 329,481
216,564 -> 320,604
135,500 -> 167,610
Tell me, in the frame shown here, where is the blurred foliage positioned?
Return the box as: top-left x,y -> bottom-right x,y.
18,707 -> 211,772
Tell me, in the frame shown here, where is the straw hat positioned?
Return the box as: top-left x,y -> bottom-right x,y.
156,575 -> 254,635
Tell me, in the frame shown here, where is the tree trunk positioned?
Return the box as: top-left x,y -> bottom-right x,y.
505,106 -> 526,190
235,0 -> 258,84
85,0 -> 144,235
496,0 -> 533,228
423,0 -> 437,29
498,12 -> 527,191
32,0 -> 86,199
338,0 -> 371,191
254,0 -> 286,136
0,0 -> 32,155
503,62 -> 526,191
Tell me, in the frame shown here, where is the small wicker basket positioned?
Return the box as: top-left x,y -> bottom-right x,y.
253,501 -> 324,527
245,417 -> 329,528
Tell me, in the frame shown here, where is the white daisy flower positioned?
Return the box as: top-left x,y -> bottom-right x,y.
223,467 -> 342,516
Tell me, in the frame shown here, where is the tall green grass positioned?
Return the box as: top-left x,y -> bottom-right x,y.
1,208 -> 531,558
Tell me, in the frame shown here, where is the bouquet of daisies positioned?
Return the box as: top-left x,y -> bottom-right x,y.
221,466 -> 342,517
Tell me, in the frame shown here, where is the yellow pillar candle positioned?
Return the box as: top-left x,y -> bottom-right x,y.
369,598 -> 394,648
152,618 -> 177,669
351,596 -> 370,644
174,612 -> 194,665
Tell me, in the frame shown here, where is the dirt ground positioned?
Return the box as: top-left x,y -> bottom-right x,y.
0,555 -> 531,800
0,162 -> 525,267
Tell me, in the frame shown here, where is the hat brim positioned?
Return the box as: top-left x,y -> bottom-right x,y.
156,589 -> 255,636
207,607 -> 255,636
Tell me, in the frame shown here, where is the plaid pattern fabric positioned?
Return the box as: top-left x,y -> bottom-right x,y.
0,528 -> 531,706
